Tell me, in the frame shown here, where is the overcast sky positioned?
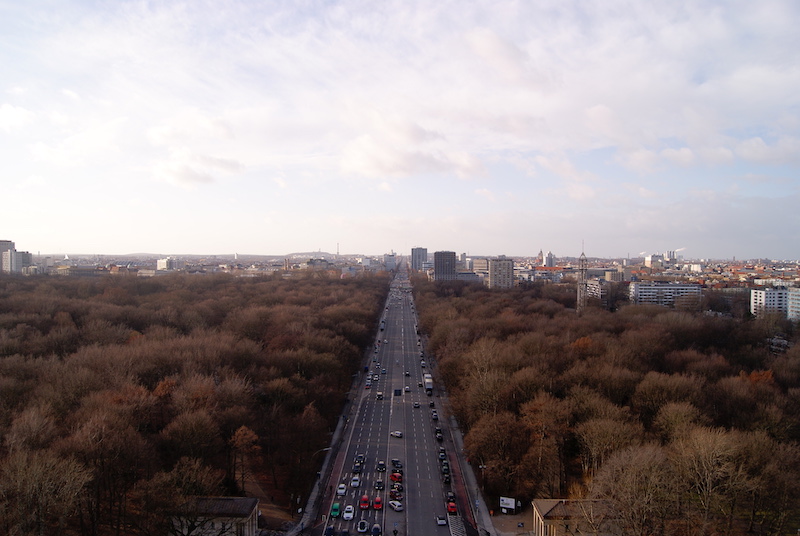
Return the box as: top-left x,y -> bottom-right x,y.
2,1 -> 798,260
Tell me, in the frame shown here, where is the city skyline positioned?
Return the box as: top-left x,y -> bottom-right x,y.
2,1 -> 799,259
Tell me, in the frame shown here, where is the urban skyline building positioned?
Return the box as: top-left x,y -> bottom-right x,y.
433,251 -> 457,281
410,247 -> 427,271
487,256 -> 514,289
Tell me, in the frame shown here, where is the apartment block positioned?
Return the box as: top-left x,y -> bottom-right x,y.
629,281 -> 702,308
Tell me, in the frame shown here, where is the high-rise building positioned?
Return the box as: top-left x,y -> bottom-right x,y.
384,253 -> 396,271
433,251 -> 457,281
487,256 -> 514,289
0,240 -> 14,272
411,247 -> 427,271
544,251 -> 556,267
788,288 -> 800,321
750,287 -> 789,317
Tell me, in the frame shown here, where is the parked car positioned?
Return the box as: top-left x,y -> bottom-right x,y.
390,472 -> 403,482
337,484 -> 347,496
447,502 -> 457,514
359,495 -> 370,509
390,431 -> 403,438
373,497 -> 383,510
357,520 -> 369,533
374,479 -> 384,490
353,462 -> 363,473
331,503 -> 341,518
391,459 -> 402,468
371,523 -> 382,536
343,505 -> 355,520
413,402 -> 420,408
388,500 -> 404,512
436,515 -> 447,526
376,460 -> 386,472
351,475 -> 361,487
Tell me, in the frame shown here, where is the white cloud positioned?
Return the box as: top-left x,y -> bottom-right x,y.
475,188 -> 495,202
736,136 -> 800,164
0,103 -> 33,131
661,147 -> 694,166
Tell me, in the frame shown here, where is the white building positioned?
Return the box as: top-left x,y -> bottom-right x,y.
629,281 -> 702,308
488,256 -> 514,289
750,287 -> 789,317
788,288 -> 800,321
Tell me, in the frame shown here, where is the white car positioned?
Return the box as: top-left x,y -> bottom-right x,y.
351,475 -> 360,487
390,431 -> 403,438
343,505 -> 355,520
388,500 -> 404,512
436,515 -> 447,526
357,520 -> 369,533
337,484 -> 347,496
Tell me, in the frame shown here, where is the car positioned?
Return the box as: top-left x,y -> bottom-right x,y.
436,515 -> 447,526
431,412 -> 439,421
436,432 -> 443,442
430,401 -> 436,408
439,448 -> 446,460
389,490 -> 404,501
446,491 -> 456,502
374,479 -> 384,490
404,386 -> 410,392
373,497 -> 382,510
390,472 -> 403,482
447,502 -> 457,514
326,526 -> 336,536
331,503 -> 341,518
421,361 -> 426,368
413,401 -> 420,408
341,529 -> 350,536
404,371 -> 410,376
388,500 -> 404,512
390,483 -> 403,492
356,453 -> 365,464
343,505 -> 355,520
353,462 -> 363,473
381,368 -> 387,374
441,464 -> 449,475
351,475 -> 360,487
357,520 -> 370,533
359,495 -> 370,509
376,460 -> 386,472
371,523 -> 382,536
384,340 -> 388,344
337,484 -> 347,496
418,381 -> 423,387
442,474 -> 451,484
390,431 -> 403,438
365,383 -> 371,389
391,459 -> 402,468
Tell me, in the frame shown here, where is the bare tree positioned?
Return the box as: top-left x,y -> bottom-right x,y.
0,449 -> 91,536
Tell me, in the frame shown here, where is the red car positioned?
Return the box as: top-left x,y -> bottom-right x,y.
359,495 -> 370,509
390,472 -> 403,482
373,497 -> 383,510
447,502 -> 457,514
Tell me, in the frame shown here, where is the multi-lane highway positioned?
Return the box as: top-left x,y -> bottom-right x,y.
320,269 -> 465,536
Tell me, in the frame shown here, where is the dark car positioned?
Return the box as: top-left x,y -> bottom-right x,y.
353,462 -> 362,473
391,459 -> 403,468
446,491 -> 456,502
442,474 -> 451,484
371,523 -> 382,536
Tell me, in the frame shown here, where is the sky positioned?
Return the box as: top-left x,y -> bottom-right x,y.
1,1 -> 799,260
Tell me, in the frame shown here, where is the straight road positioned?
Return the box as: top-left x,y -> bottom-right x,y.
320,266 -> 462,536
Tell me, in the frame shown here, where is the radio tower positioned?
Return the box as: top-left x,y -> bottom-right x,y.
577,243 -> 588,315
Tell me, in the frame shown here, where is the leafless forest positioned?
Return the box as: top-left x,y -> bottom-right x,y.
0,272 -> 390,535
412,277 -> 800,536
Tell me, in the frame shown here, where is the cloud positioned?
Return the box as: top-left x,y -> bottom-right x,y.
0,103 -> 33,131
153,148 -> 242,188
736,136 -> 800,164
475,188 -> 495,202
661,147 -> 694,166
